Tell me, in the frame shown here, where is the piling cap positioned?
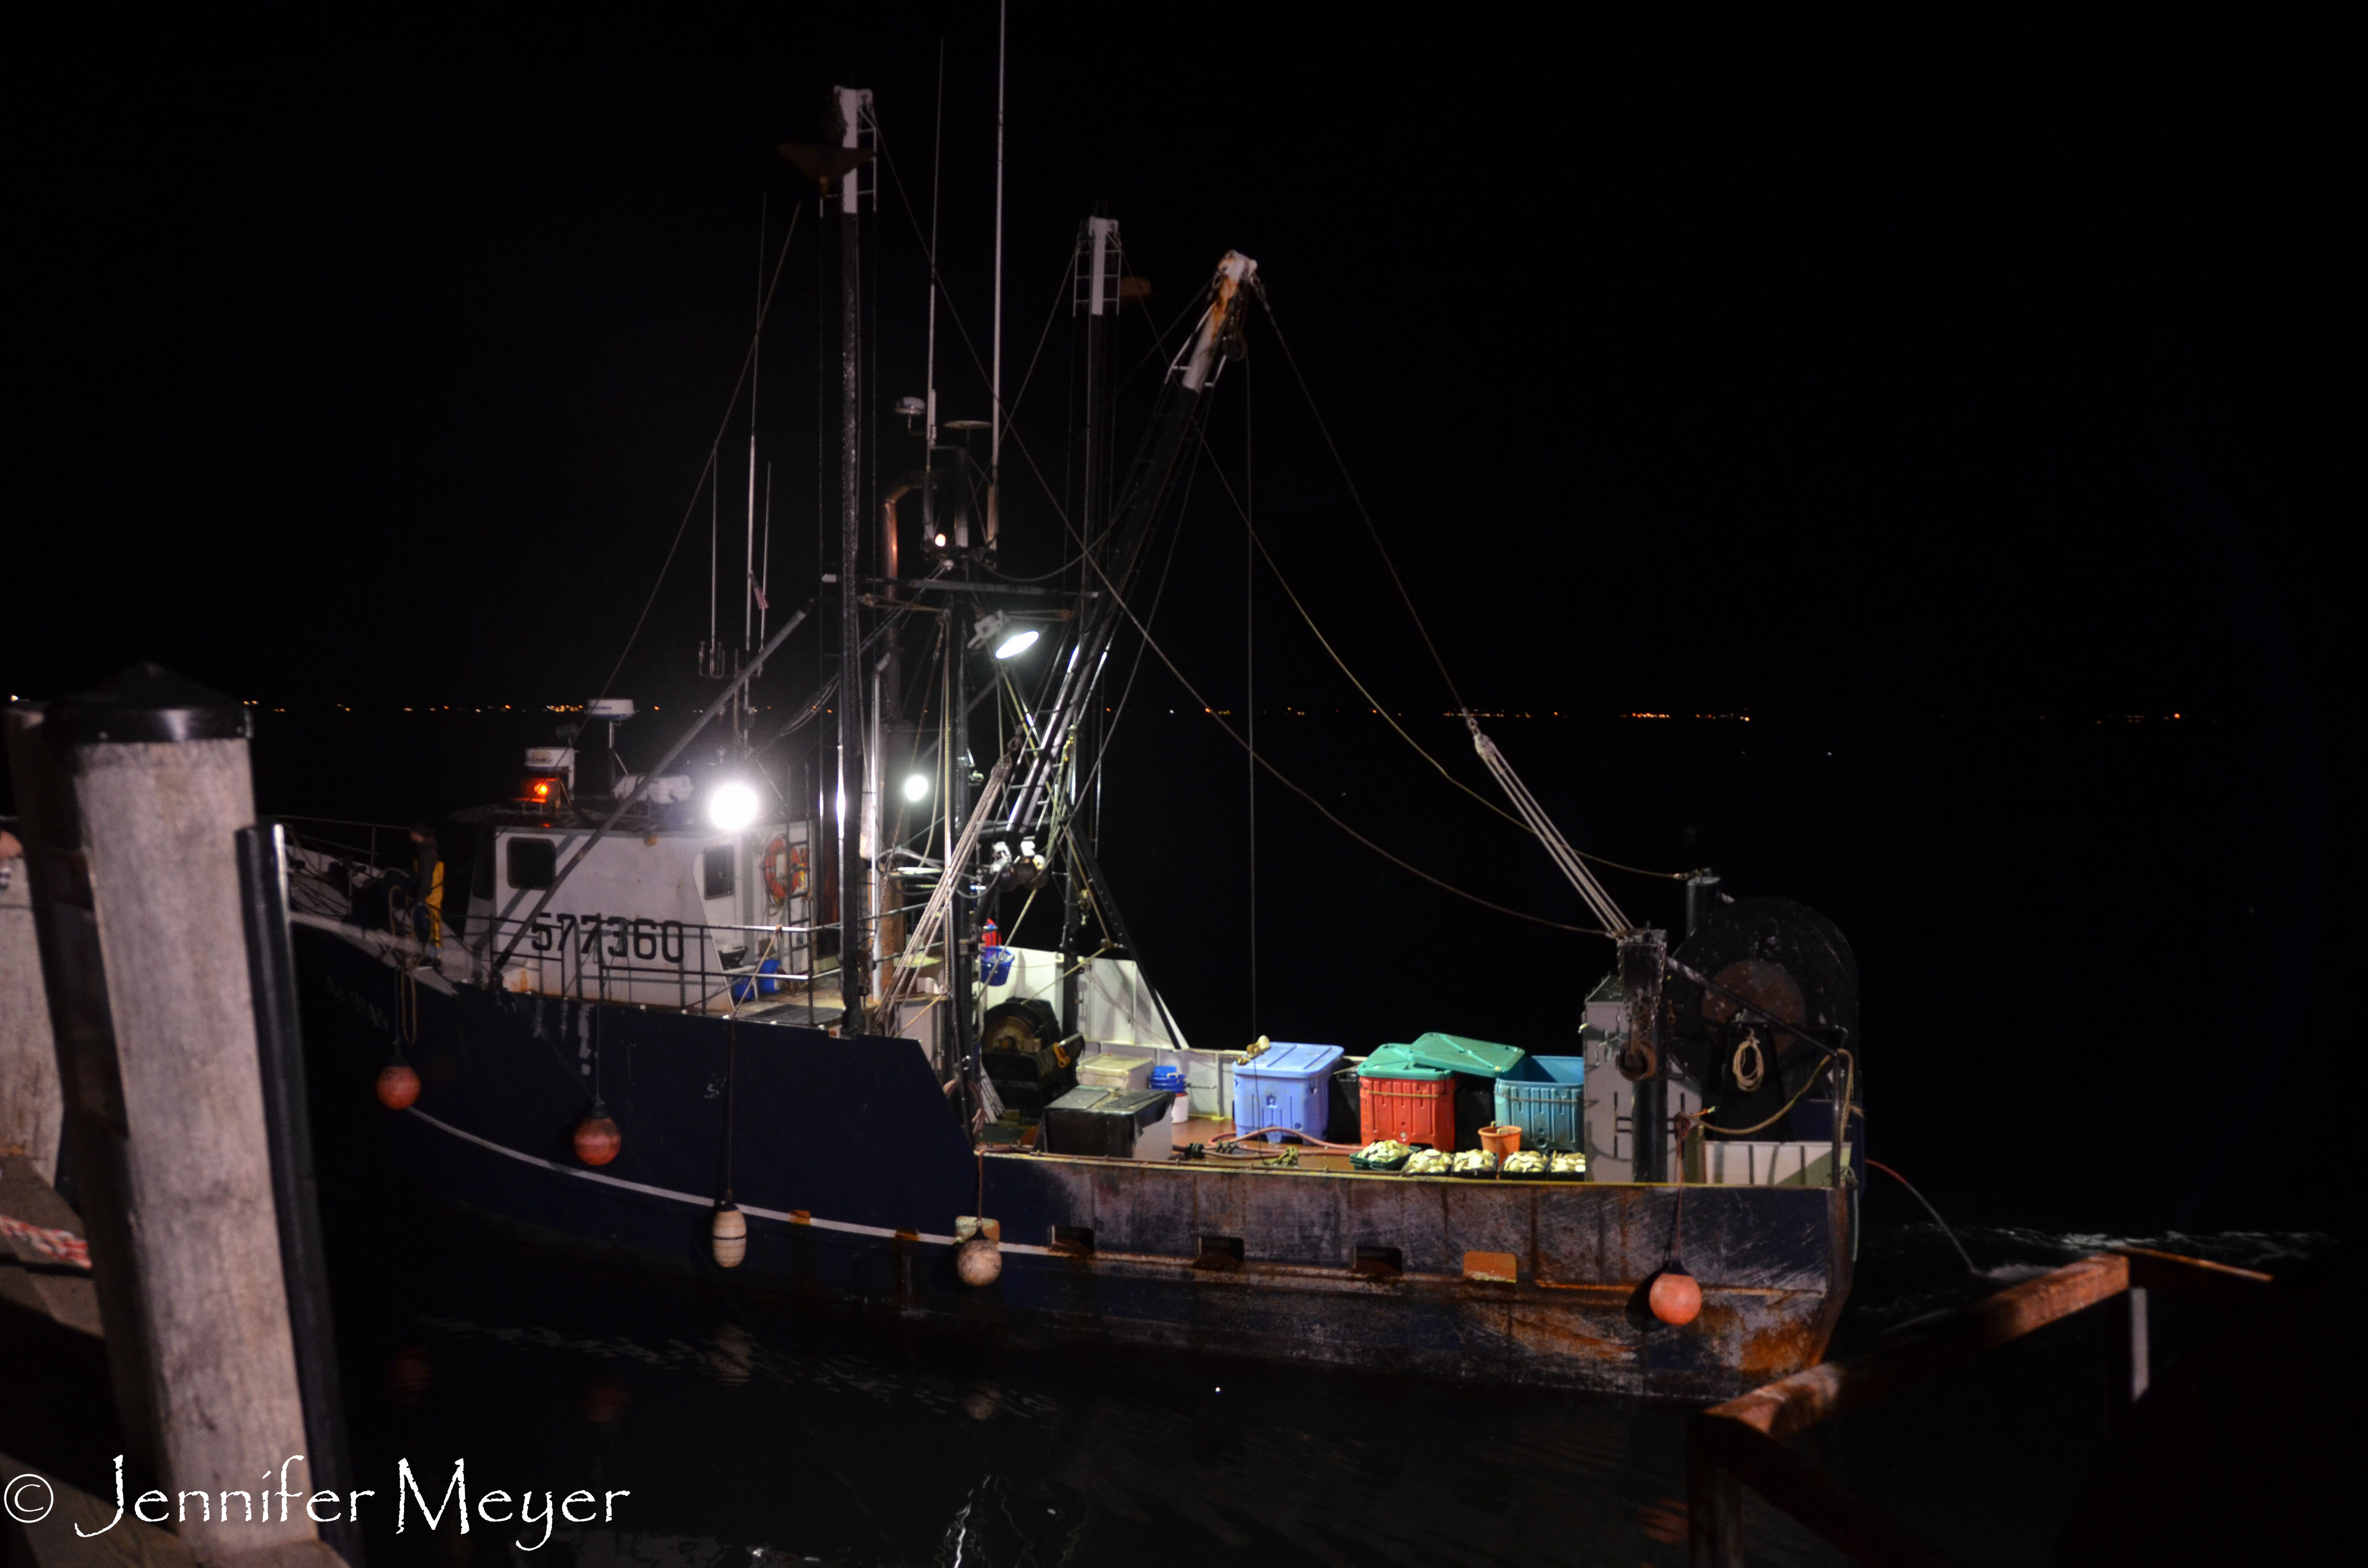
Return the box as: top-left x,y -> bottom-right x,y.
50,662 -> 250,744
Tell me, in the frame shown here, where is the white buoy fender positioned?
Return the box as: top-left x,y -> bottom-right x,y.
711,1202 -> 747,1269
956,1233 -> 1001,1287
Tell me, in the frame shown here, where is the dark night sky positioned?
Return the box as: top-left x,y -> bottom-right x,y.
3,13 -> 2357,1232
6,12 -> 2349,722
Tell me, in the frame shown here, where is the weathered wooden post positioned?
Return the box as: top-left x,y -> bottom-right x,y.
5,666 -> 341,1568
1,821 -> 63,1180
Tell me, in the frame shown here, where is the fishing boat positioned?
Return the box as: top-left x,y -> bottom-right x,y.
286,85 -> 1865,1399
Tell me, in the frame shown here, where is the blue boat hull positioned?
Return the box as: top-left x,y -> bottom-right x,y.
296,921 -> 1853,1398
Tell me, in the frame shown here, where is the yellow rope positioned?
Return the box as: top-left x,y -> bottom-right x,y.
1692,1048 -> 1839,1138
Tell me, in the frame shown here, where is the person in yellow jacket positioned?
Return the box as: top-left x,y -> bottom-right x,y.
407,821 -> 444,950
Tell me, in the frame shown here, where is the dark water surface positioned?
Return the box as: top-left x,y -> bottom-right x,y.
325,1164 -> 2323,1568
250,708 -> 2341,1564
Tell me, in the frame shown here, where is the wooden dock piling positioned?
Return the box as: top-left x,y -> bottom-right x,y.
1,821 -> 62,1183
6,668 -> 344,1568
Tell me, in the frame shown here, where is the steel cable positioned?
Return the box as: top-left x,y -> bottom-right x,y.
1189,427 -> 1686,882
872,165 -> 1606,934
597,204 -> 803,701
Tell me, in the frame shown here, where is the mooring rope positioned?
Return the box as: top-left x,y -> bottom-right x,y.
0,1212 -> 90,1270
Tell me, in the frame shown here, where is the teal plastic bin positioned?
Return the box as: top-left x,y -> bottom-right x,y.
1493,1055 -> 1586,1151
1403,1032 -> 1526,1078
1362,1033 -> 1527,1153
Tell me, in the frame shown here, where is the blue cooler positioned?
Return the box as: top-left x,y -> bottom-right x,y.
1149,1063 -> 1190,1124
1231,1042 -> 1344,1142
1493,1055 -> 1586,1151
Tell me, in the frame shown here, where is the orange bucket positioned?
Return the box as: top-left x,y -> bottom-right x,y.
1478,1124 -> 1521,1159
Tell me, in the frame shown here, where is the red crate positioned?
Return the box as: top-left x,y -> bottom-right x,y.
1359,1074 -> 1454,1150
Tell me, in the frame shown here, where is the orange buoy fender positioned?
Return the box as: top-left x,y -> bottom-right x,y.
376,1064 -> 421,1110
1649,1268 -> 1702,1326
573,1109 -> 622,1166
711,1202 -> 748,1268
956,1233 -> 1002,1287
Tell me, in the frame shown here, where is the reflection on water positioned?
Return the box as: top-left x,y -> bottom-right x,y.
329,1176 -> 2329,1568
336,1188 -> 1848,1567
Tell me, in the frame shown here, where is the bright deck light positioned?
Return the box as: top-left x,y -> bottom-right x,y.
994,628 -> 1040,660
708,781 -> 760,831
902,773 -> 930,802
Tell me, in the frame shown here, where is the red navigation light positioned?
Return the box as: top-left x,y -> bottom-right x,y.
532,779 -> 552,800
517,773 -> 567,808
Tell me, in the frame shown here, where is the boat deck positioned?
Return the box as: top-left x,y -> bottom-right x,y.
990,1116 -> 1572,1180
1187,1117 -> 1361,1172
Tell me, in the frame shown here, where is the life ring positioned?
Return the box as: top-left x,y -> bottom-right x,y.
762,834 -> 790,904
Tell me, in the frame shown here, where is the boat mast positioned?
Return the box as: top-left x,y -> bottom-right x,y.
926,47 -> 943,456
742,198 -> 764,748
1007,251 -> 1257,830
833,84 -> 872,1031
1061,214 -> 1120,1040
986,0 -> 1006,554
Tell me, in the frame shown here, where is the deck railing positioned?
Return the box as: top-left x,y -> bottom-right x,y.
469,909 -> 824,1014
1687,1245 -> 2276,1566
281,819 -> 826,1014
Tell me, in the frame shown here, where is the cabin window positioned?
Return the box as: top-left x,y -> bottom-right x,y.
506,837 -> 557,891
702,845 -> 736,900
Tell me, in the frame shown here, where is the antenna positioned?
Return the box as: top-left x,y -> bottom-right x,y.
987,0 -> 1007,550
705,449 -> 719,675
758,460 -> 773,655
926,39 -> 944,449
746,197 -> 764,657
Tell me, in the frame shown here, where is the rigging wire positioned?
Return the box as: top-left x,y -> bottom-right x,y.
1118,281 -> 1215,394
1245,282 -> 1683,885
1191,426 -> 1686,881
998,456 -> 1198,950
1243,363 -> 1257,1026
870,152 -> 1603,932
708,449 -> 718,655
597,203 -> 803,701
1468,721 -> 1630,931
1017,431 -> 1608,935
1250,278 -> 1468,715
1000,247 -> 1077,471
875,140 -> 1128,561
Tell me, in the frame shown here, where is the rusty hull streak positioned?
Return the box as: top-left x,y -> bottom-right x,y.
964,1149 -> 1853,1396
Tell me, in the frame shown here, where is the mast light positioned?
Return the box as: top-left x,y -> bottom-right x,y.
902,774 -> 930,803
994,628 -> 1040,660
708,780 -> 761,832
